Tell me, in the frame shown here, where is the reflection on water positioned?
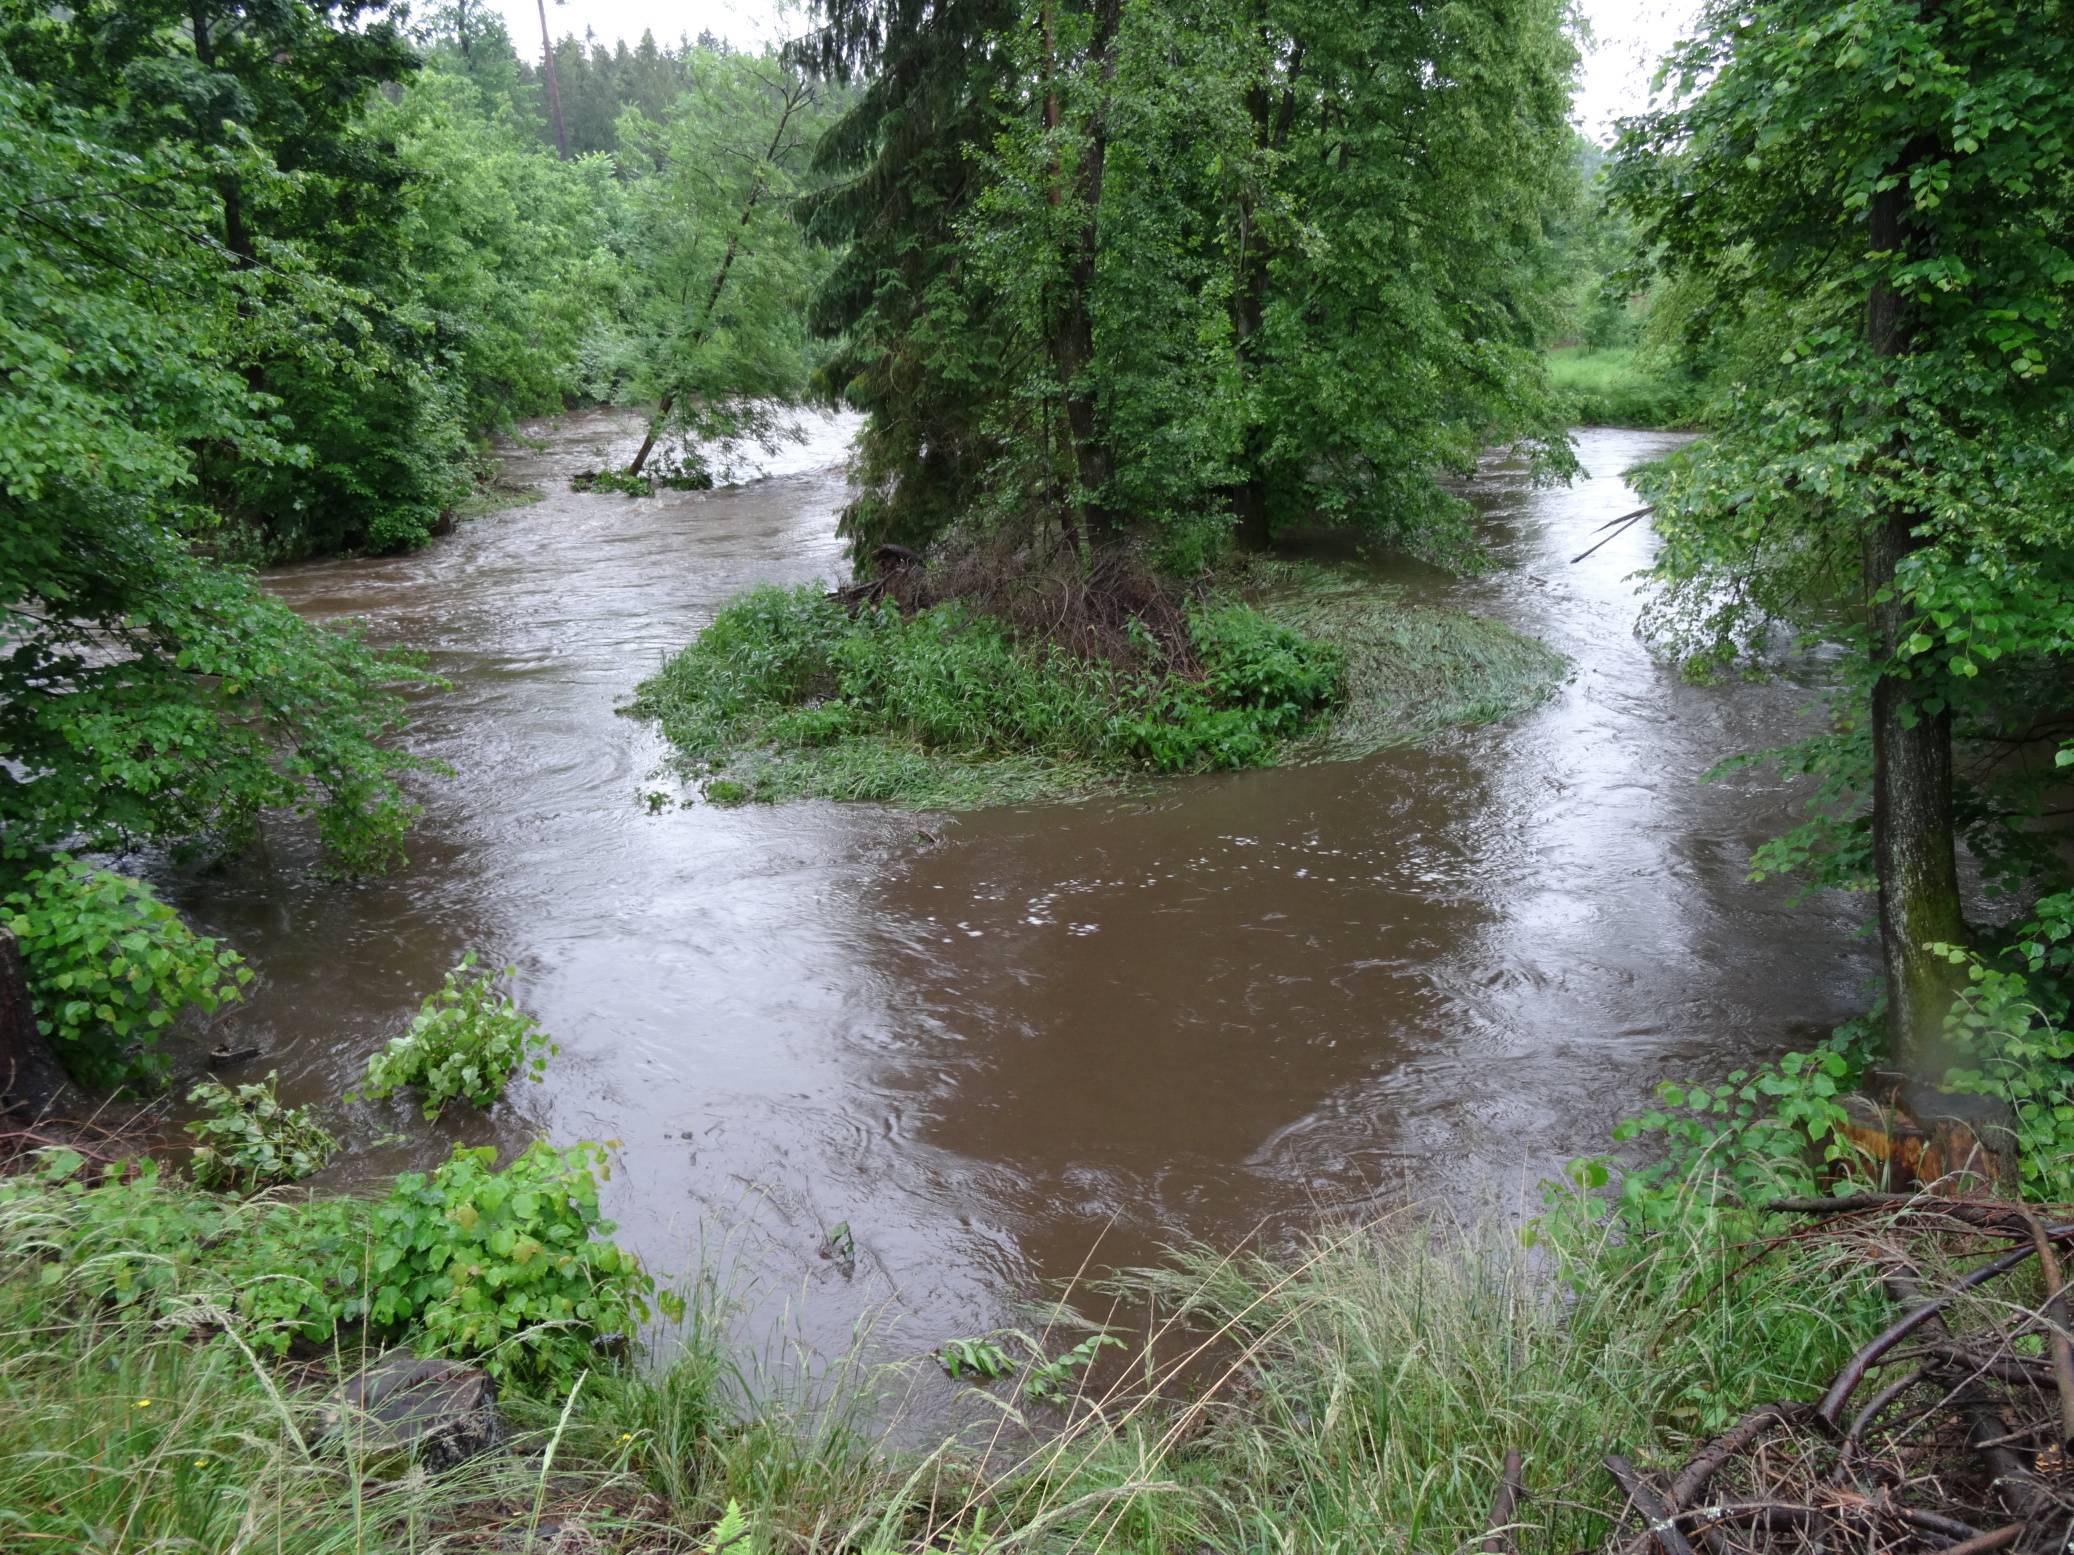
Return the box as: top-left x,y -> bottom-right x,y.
155,412 -> 1868,1394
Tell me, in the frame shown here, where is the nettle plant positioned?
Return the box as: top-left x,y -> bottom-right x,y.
9,1139 -> 669,1387
360,955 -> 556,1120
3,858 -> 252,1088
368,1141 -> 677,1384
1603,899 -> 2074,1220
185,1071 -> 339,1193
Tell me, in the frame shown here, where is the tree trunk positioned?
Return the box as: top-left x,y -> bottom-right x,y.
189,3 -> 254,266
626,81 -> 809,479
1052,0 -> 1120,546
0,927 -> 69,1117
536,0 -> 569,160
1225,24 -> 1301,552
1866,149 -> 1968,1077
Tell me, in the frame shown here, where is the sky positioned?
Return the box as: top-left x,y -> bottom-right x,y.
486,0 -> 1697,143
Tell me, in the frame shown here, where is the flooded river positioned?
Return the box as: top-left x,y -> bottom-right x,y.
161,413 -> 1870,1388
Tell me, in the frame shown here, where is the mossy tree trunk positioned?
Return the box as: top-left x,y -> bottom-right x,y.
1865,148 -> 1967,1077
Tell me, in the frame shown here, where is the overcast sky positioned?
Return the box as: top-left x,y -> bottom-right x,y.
485,0 -> 1697,142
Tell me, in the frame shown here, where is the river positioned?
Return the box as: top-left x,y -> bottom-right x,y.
159,412 -> 1871,1396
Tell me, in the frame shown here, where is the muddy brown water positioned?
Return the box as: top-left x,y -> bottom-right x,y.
154,411 -> 1870,1398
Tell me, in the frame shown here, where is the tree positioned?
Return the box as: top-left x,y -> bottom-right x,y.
1614,0 -> 2074,1072
612,51 -> 830,478
0,54 -> 433,877
800,0 -> 1578,568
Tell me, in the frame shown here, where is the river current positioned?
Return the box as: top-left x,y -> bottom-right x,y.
158,413 -> 1869,1390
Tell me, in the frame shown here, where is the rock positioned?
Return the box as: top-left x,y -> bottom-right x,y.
318,1354 -> 502,1471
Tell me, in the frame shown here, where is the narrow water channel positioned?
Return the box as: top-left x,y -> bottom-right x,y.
159,414 -> 1871,1387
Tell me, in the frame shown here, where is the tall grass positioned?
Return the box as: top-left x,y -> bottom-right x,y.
0,1168 -> 1883,1553
1546,347 -> 1704,430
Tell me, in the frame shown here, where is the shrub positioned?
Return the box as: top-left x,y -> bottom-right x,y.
368,1141 -> 672,1384
184,1071 -> 338,1193
360,954 -> 556,1119
1123,604 -> 1344,772
2,858 -> 252,1088
3,1139 -> 667,1386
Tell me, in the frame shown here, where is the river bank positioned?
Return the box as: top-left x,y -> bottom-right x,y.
0,1143 -> 1874,1554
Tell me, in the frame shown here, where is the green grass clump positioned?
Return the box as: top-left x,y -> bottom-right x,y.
1547,347 -> 1704,429
625,584 -> 1346,808
628,572 -> 1560,810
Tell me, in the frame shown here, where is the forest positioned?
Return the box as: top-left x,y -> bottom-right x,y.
1,0 -> 2073,1550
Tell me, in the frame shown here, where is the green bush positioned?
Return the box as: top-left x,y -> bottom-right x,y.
4,1139 -> 667,1386
1605,911 -> 2074,1214
2,858 -> 252,1088
1126,604 -> 1344,772
360,954 -> 556,1119
184,1072 -> 338,1193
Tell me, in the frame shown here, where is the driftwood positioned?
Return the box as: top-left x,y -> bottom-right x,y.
1480,1447 -> 1524,1554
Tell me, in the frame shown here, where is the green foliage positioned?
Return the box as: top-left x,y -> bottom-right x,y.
2,860 -> 252,1089
594,49 -> 836,468
0,50 -> 441,878
806,0 -> 1580,563
370,1141 -> 674,1384
1934,946 -> 2074,1202
1613,0 -> 2074,980
572,468 -> 661,496
632,574 -> 1559,808
4,1138 -> 662,1387
936,1337 -> 1014,1382
1124,605 -> 1342,772
1251,564 -> 1569,761
1608,1043 -> 1859,1231
360,955 -> 556,1120
184,1072 -> 339,1194
629,584 -> 1359,807
1610,915 -> 2074,1215
1545,348 -> 1703,429
1020,1333 -> 1124,1405
0,1147 -> 1893,1554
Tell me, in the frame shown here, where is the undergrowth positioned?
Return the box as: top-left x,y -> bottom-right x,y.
0,1151 -> 1881,1555
627,561 -> 1562,810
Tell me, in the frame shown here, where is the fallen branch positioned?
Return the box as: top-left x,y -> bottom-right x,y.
1480,1448 -> 1523,1555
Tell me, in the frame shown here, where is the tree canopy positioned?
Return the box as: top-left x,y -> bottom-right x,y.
1614,0 -> 2074,1069
801,0 -> 1581,568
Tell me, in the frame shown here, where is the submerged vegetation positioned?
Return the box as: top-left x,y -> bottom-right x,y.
629,565 -> 1561,809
